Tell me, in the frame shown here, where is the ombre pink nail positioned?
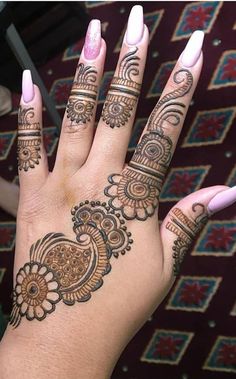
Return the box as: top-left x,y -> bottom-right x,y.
207,186 -> 236,215
84,19 -> 101,60
22,70 -> 34,103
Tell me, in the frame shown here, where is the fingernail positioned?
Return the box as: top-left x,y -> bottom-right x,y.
207,186 -> 236,215
22,70 -> 34,103
181,30 -> 204,67
126,5 -> 144,45
84,19 -> 101,60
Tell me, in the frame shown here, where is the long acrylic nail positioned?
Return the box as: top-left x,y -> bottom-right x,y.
84,19 -> 101,60
22,70 -> 34,103
181,30 -> 204,67
207,186 -> 236,215
126,5 -> 144,45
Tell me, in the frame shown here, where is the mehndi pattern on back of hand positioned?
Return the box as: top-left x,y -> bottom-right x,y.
10,201 -> 132,328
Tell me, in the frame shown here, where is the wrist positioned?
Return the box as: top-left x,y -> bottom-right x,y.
0,323 -> 114,379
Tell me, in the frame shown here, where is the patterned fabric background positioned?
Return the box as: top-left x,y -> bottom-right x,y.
0,1 -> 236,378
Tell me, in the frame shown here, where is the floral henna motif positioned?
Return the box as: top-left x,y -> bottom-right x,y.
102,47 -> 141,128
17,106 -> 41,171
10,201 -> 132,327
105,131 -> 172,220
166,203 -> 208,276
104,69 -> 193,220
10,262 -> 61,326
66,63 -> 98,127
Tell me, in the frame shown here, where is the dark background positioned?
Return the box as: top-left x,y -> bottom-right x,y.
0,1 -> 235,378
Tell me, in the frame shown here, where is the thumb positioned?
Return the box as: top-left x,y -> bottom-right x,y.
160,185 -> 236,279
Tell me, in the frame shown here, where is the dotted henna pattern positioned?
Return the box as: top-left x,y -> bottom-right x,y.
10,201 -> 132,327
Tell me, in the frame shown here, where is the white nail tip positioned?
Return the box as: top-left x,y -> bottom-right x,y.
181,30 -> 204,67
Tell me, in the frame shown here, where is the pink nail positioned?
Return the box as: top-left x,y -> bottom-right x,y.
181,30 -> 204,67
126,5 -> 144,45
22,70 -> 34,103
207,186 -> 236,215
84,19 -> 101,60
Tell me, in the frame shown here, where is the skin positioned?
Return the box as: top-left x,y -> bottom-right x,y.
0,23 -> 229,379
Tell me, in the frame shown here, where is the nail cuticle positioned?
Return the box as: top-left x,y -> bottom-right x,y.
180,30 -> 204,68
207,186 -> 236,215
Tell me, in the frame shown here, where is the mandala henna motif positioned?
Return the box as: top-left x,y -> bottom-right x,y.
105,131 -> 172,220
102,47 -> 141,128
104,69 -> 194,220
10,201 -> 132,327
166,203 -> 208,275
17,106 -> 41,171
66,63 -> 98,126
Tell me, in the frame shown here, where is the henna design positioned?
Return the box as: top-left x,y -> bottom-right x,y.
105,69 -> 194,220
10,201 -> 132,327
17,106 -> 41,171
105,131 -> 172,220
166,203 -> 208,276
147,69 -> 193,133
66,63 -> 98,126
102,47 -> 141,128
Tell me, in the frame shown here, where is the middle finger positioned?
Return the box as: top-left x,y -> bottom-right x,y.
87,6 -> 149,172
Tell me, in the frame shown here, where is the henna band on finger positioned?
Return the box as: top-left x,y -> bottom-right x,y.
104,69 -> 194,220
17,106 -> 41,171
66,63 -> 98,126
166,203 -> 208,275
102,47 -> 141,128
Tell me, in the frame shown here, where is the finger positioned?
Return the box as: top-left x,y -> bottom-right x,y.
18,70 -> 48,193
54,20 -> 106,175
88,6 -> 149,171
160,185 -> 236,280
129,31 -> 204,194
104,31 -> 204,221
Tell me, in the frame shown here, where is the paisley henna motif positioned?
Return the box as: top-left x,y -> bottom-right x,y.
10,201 -> 132,327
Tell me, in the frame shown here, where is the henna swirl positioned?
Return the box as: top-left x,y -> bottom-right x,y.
102,48 -> 141,128
104,69 -> 194,220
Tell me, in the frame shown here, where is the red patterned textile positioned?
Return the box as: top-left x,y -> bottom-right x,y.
0,2 -> 235,378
